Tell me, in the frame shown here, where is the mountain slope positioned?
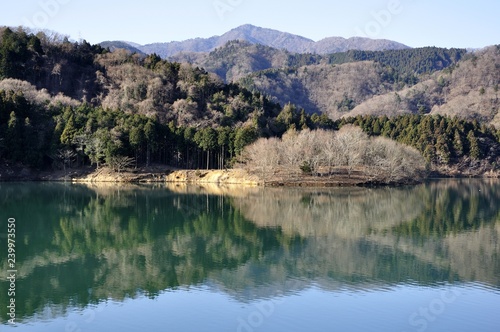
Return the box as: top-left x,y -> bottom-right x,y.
173,42 -> 466,84
170,40 -> 324,82
131,24 -> 409,58
99,41 -> 146,56
241,61 -> 396,115
238,47 -> 468,118
1,27 -> 500,175
347,46 -> 500,126
311,36 -> 410,54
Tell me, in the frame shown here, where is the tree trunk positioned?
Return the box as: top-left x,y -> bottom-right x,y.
221,145 -> 225,169
147,144 -> 151,167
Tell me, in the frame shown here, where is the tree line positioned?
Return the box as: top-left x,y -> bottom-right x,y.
2,84 -> 500,173
0,90 -> 262,170
326,47 -> 467,83
338,114 -> 500,166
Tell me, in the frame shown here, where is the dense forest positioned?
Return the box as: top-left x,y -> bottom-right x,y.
325,47 -> 467,77
1,27 -> 500,177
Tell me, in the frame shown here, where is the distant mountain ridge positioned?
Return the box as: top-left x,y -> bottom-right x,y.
112,24 -> 410,58
100,41 -> 146,56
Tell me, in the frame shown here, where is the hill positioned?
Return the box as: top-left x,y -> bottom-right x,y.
238,47 -> 468,118
0,27 -> 283,171
0,26 -> 105,102
172,41 -> 464,84
126,24 -> 409,58
170,40 -> 325,82
346,46 -> 500,126
99,41 -> 146,56
1,26 -> 499,178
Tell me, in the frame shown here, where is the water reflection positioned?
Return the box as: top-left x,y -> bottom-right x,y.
226,179 -> 500,293
0,180 -> 499,323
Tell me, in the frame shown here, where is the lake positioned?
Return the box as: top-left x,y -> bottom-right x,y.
1,180 -> 499,331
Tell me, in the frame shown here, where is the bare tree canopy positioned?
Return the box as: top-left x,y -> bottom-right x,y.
240,126 -> 426,184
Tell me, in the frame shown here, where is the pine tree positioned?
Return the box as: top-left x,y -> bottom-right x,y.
467,130 -> 480,160
129,125 -> 144,168
6,111 -> 21,160
436,136 -> 451,164
453,130 -> 464,157
234,126 -> 258,157
144,120 -> 157,166
60,115 -> 77,146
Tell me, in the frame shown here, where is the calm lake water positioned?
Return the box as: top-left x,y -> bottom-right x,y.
1,180 -> 499,331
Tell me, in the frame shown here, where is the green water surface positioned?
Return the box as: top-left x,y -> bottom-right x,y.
0,180 -> 499,331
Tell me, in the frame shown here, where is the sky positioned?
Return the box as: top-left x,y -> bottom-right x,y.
1,0 -> 499,49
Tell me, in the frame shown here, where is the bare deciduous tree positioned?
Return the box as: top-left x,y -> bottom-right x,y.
56,148 -> 77,173
240,137 -> 281,179
334,125 -> 369,177
241,127 -> 426,184
107,156 -> 135,173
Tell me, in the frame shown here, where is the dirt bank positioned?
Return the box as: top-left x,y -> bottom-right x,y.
70,167 -> 262,185
165,169 -> 261,185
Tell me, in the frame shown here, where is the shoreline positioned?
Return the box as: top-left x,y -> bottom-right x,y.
1,164 -> 499,187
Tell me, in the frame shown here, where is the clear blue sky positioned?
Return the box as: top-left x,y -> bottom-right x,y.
1,0 -> 499,48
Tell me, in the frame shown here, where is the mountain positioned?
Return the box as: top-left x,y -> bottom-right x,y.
241,61 -> 397,116
311,36 -> 410,54
123,24 -> 409,58
236,46 -> 467,115
349,46 -> 500,126
172,41 -> 465,83
170,40 -> 324,82
239,46 -> 500,127
99,41 -> 146,56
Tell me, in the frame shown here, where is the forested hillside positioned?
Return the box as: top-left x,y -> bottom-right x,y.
0,28 -> 283,172
241,62 -> 397,116
171,41 -> 470,122
349,46 -> 500,126
170,40 -> 318,82
173,41 -> 466,84
239,47 -> 472,118
1,27 -> 500,179
325,47 -> 467,76
0,27 -> 104,102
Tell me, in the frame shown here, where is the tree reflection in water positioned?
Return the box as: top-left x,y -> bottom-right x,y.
0,179 -> 498,322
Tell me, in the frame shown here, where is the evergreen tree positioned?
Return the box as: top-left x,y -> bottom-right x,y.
6,111 -> 21,160
129,125 -> 144,167
144,120 -> 158,166
194,127 -> 217,169
453,130 -> 464,157
435,136 -> 451,164
467,130 -> 481,160
60,115 -> 77,146
234,126 -> 258,157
